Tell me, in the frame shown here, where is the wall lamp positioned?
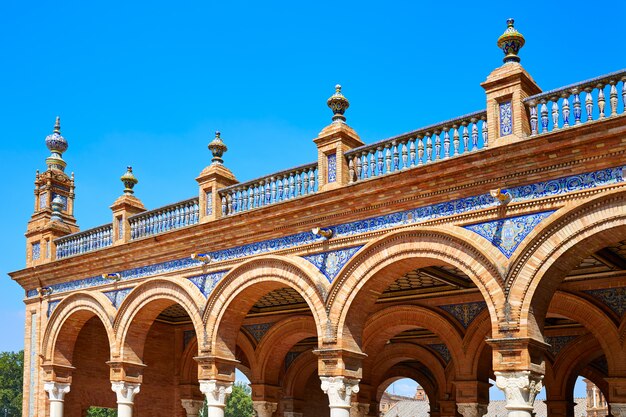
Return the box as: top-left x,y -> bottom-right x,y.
312,227 -> 333,239
102,273 -> 122,282
39,287 -> 53,297
191,253 -> 212,264
490,188 -> 512,205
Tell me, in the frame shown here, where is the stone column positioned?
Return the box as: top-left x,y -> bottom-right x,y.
44,382 -> 71,417
253,401 -> 278,417
457,403 -> 488,417
610,404 -> 626,417
181,399 -> 205,417
495,371 -> 543,417
350,402 -> 370,417
200,380 -> 233,417
111,381 -> 141,417
321,376 -> 360,417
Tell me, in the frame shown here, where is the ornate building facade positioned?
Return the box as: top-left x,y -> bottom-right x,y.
9,19 -> 626,417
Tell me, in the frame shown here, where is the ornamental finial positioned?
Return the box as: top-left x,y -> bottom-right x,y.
327,84 -> 350,123
50,194 -> 64,222
208,130 -> 228,164
120,166 -> 138,195
497,18 -> 525,64
45,116 -> 69,171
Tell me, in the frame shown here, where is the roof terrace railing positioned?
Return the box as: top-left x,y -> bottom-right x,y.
55,224 -> 113,259
129,197 -> 199,240
525,70 -> 626,136
344,110 -> 488,184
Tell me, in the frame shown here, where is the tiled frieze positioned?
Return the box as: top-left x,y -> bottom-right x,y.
103,288 -> 134,309
47,300 -> 61,317
327,153 -> 337,183
26,165 -> 625,298
302,246 -> 363,283
188,270 -> 229,297
428,343 -> 451,363
242,322 -> 275,343
439,301 -> 487,328
584,287 -> 626,317
544,335 -> 578,356
499,101 -> 513,136
464,211 -> 555,258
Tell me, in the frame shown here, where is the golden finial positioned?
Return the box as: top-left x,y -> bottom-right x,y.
120,166 -> 138,195
497,18 -> 526,64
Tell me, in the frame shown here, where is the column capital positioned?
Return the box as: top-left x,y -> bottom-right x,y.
457,403 -> 488,417
181,399 -> 204,417
200,379 -> 233,408
111,381 -> 141,405
611,404 -> 626,417
252,401 -> 278,417
350,402 -> 370,417
44,381 -> 71,402
495,371 -> 543,412
321,376 -> 360,409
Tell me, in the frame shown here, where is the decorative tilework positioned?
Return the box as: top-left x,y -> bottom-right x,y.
545,335 -> 578,356
243,322 -> 275,343
47,300 -> 61,317
25,165 -> 625,298
206,191 -> 213,216
284,350 -> 302,370
32,242 -> 41,261
188,271 -> 228,297
499,101 -> 513,136
39,192 -> 48,209
584,287 -> 626,317
52,193 -> 68,211
46,240 -> 51,259
103,288 -> 133,309
464,211 -> 555,258
183,330 -> 196,349
117,217 -> 123,241
439,301 -> 487,328
28,313 -> 37,417
302,246 -> 363,283
327,153 -> 337,183
428,343 -> 451,363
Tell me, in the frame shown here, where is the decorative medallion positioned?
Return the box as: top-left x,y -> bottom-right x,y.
327,153 -> 337,183
545,335 -> 578,356
302,246 -> 363,283
103,288 -> 133,309
428,343 -> 451,364
439,301 -> 487,328
464,211 -> 555,258
584,287 -> 626,317
243,322 -> 275,343
188,270 -> 228,297
499,101 -> 513,136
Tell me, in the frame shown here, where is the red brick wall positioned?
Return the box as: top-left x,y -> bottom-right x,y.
302,373 -> 329,417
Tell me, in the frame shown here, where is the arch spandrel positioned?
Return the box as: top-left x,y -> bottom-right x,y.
203,255 -> 328,358
42,291 -> 116,366
505,190 -> 626,339
326,226 -> 505,350
113,277 -> 205,362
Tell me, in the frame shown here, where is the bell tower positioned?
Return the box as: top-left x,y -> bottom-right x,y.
25,117 -> 79,266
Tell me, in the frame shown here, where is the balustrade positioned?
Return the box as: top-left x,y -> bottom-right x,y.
129,198 -> 199,240
526,70 -> 625,135
55,224 -> 113,259
345,110 -> 487,183
219,163 -> 318,216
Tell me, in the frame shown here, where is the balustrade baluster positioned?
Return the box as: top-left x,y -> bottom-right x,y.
289,175 -> 295,199
585,89 -> 594,121
434,130 -> 441,161
426,133 -> 433,163
528,103 -> 538,135
278,178 -> 284,202
348,159 -> 355,184
551,99 -> 559,129
622,77 -> 626,113
226,193 -> 233,215
462,123 -> 469,153
264,180 -> 271,204
561,94 -> 570,128
355,156 -> 362,181
540,101 -> 549,132
471,120 -> 478,151
572,90 -> 581,125
221,196 -> 227,215
443,128 -> 450,158
237,189 -> 244,212
377,147 -> 384,176
411,139 -> 417,167
392,141 -> 399,171
247,187 -> 253,209
598,84 -> 606,118
452,125 -> 460,156
295,171 -> 302,196
308,169 -> 315,193
385,145 -> 392,174
269,178 -> 276,204
401,140 -> 408,169
610,81 -> 618,116
481,116 -> 488,147
369,152 -> 376,178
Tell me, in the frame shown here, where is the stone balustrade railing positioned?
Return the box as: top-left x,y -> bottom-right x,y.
345,110 -> 487,183
219,163 -> 319,216
129,198 -> 199,240
55,224 -> 113,259
525,69 -> 626,136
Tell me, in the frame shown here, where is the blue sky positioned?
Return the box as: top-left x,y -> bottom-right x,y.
2,0 -> 623,401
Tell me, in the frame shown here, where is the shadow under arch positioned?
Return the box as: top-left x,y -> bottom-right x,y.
203,255 -> 328,360
113,277 -> 205,363
327,226 -> 505,351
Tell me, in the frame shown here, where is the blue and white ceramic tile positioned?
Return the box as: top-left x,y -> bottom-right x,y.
47,300 -> 61,317
302,246 -> 363,283
584,287 -> 626,317
327,153 -> 337,183
464,211 -> 555,258
284,350 -> 302,370
439,301 -> 487,328
32,243 -> 41,261
206,191 -> 213,216
499,101 -> 513,136
39,192 -> 48,209
52,193 -> 68,211
242,322 -> 275,343
188,270 -> 228,297
545,335 -> 578,356
103,288 -> 133,309
428,343 -> 451,363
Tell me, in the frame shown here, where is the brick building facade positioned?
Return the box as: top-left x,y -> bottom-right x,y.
9,19 -> 626,417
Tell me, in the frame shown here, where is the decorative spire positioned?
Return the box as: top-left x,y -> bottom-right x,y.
120,166 -> 138,195
327,84 -> 350,123
50,195 -> 64,222
208,131 -> 228,164
497,18 -> 525,64
45,116 -> 69,171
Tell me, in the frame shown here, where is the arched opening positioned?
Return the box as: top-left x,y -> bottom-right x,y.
379,378 -> 430,417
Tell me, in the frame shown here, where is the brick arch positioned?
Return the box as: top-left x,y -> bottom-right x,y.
42,291 -> 116,366
253,315 -> 317,384
282,349 -> 318,399
204,255 -> 328,360
376,370 -> 436,405
327,226 -> 504,351
462,309 -> 492,379
236,332 -> 257,378
114,277 -> 205,362
505,190 -> 626,338
362,305 -> 463,377
369,342 -> 447,400
548,291 -> 622,374
180,336 -> 199,384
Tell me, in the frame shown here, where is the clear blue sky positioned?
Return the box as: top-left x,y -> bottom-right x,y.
2,0 -> 623,400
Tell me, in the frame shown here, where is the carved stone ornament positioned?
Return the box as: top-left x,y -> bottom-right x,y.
320,376 -> 360,409
181,399 -> 204,417
252,401 -> 278,417
44,381 -> 71,402
199,380 -> 233,407
457,403 -> 488,417
111,381 -> 141,405
495,371 -> 543,412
